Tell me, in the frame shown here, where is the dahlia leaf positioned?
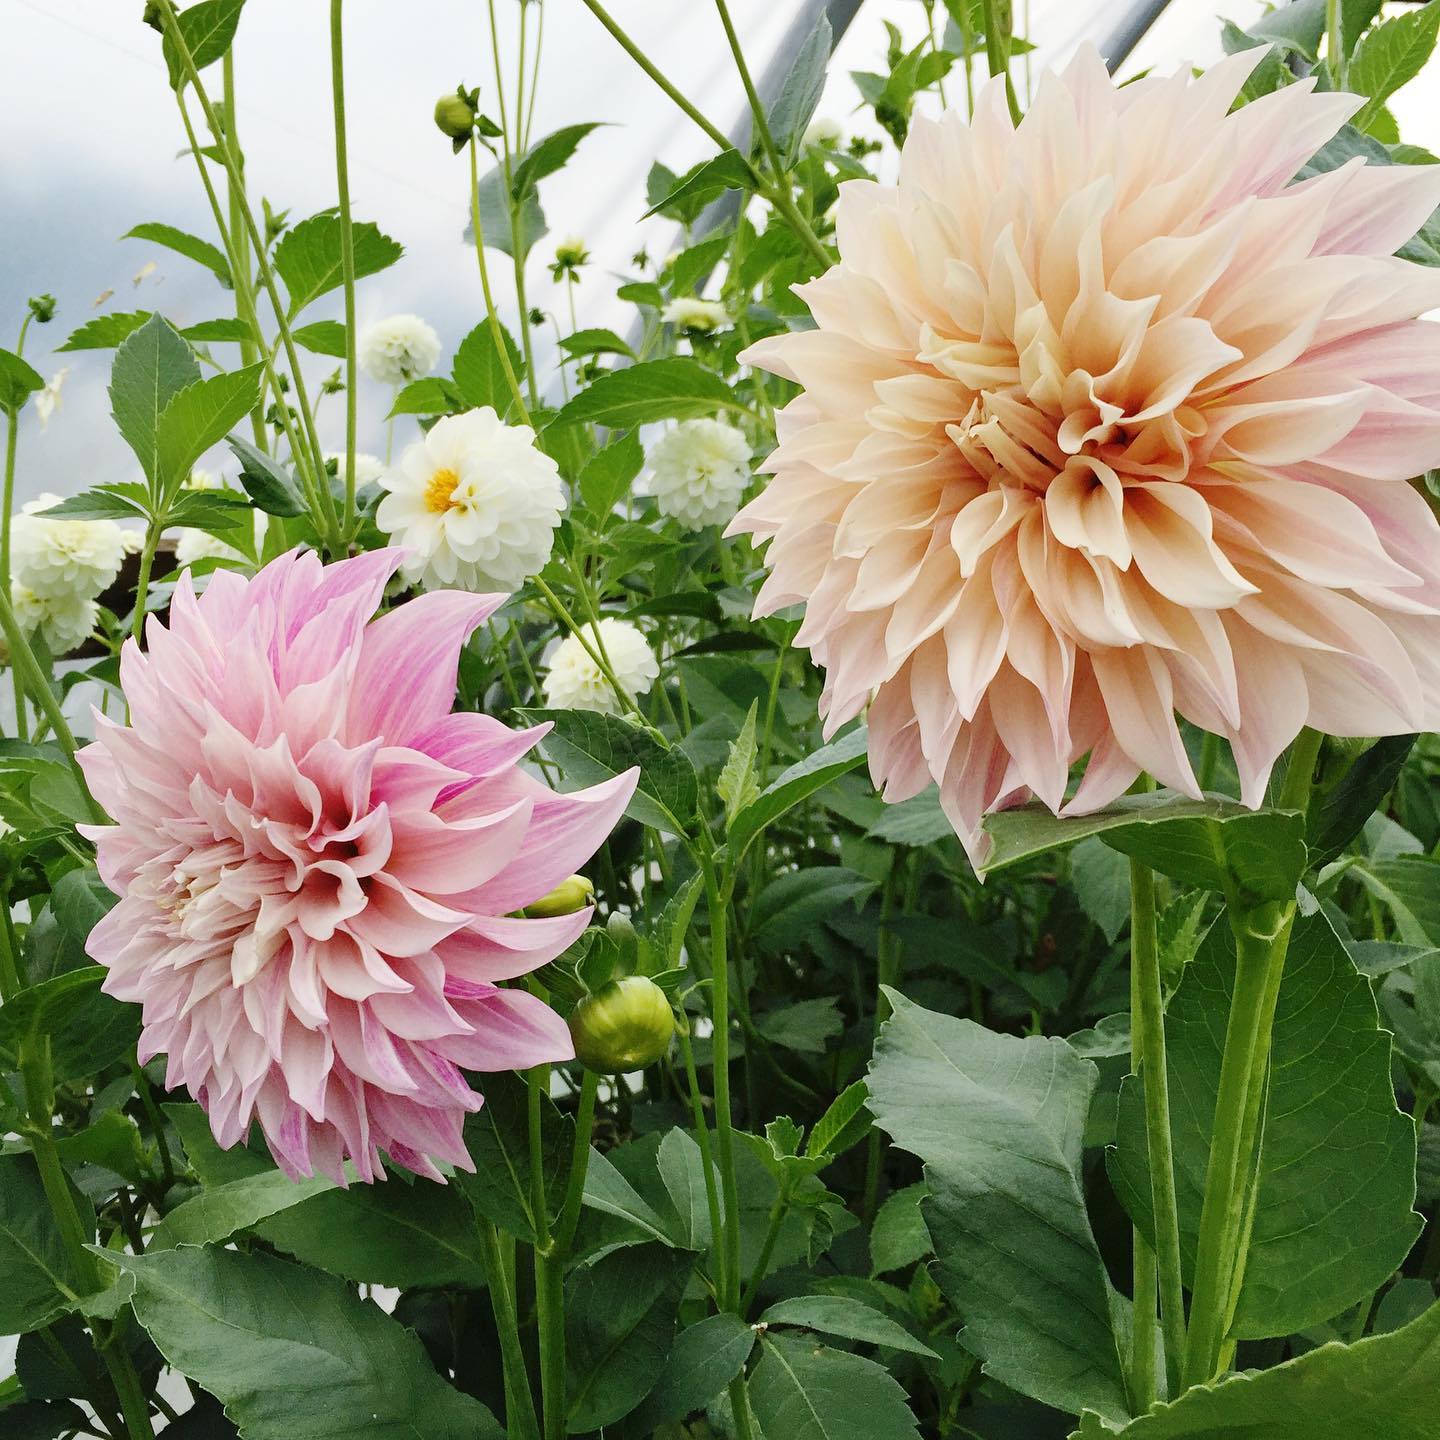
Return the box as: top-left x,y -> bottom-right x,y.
451,319 -> 523,416
290,320 -> 347,357
123,223 -> 231,287
549,357 -> 746,430
625,1312 -> 756,1432
1353,855 -> 1440,947
1071,836 -> 1133,944
57,311 -> 155,353
746,1333 -> 922,1440
274,210 -> 404,316
750,871 -> 875,956
154,363 -> 264,497
565,1242 -> 693,1431
228,434 -> 307,517
762,1294 -> 938,1359
152,1169 -> 337,1250
31,483 -> 152,522
470,160 -> 546,259
578,432 -> 644,523
768,13 -> 832,163
867,990 -> 1132,1423
107,312 -> 200,488
655,1128 -> 715,1250
726,726 -> 870,865
1349,1 -> 1440,132
161,0 -> 247,90
117,1246 -> 504,1439
558,326 -> 636,362
1307,734 -> 1417,868
580,1147 -> 682,1247
641,150 -> 755,220
0,348 -> 48,413
509,122 -> 604,204
982,792 -> 1308,907
520,707 -> 698,836
717,701 -> 762,827
1109,911 -> 1421,1338
0,1154 -> 96,1335
1069,1300 -> 1440,1438
0,969 -> 135,1086
868,1183 -> 933,1277
386,376 -> 461,418
805,1079 -> 872,1161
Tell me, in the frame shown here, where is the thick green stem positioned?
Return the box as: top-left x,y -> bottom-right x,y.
554,1069 -> 598,1253
476,1217 -> 541,1440
981,0 -> 1023,123
329,0 -> 359,539
527,1063 -> 565,1440
1131,1233 -> 1158,1412
1130,854 -> 1186,1394
3,405 -> 26,741
222,53 -> 268,454
130,524 -> 160,644
1325,0 -> 1345,86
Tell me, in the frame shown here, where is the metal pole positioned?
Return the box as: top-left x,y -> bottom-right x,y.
1097,0 -> 1178,74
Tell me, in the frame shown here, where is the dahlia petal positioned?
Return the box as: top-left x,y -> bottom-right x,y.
442,988 -> 576,1070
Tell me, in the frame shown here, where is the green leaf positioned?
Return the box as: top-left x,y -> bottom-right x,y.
152,1170 -> 336,1249
273,210 -> 404,316
519,708 -> 698,835
655,1129 -> 715,1249
510,122 -> 603,201
228,434 -> 307,517
473,160 -> 547,260
747,1333 -> 921,1440
762,1295 -> 938,1358
0,1154 -> 95,1334
291,320 -> 347,357
580,1147 -> 680,1246
1349,1 -> 1440,131
642,150 -> 755,219
1309,736 -> 1417,867
727,727 -> 870,864
155,364 -> 264,493
983,791 -> 1308,906
451,320 -> 522,415
866,788 -> 953,847
751,869 -> 875,955
551,357 -> 744,430
109,312 -> 201,486
162,0 -> 247,89
625,1312 -> 756,1432
1071,836 -> 1132,943
388,377 -> 461,417
565,1242 -> 693,1431
558,327 -> 635,361
768,14 -> 832,161
718,702 -> 761,827
181,318 -> 252,344
0,1398 -> 88,1440
0,348 -> 46,413
1354,855 -> 1440,946
1071,1300 -> 1440,1438
123,222 -> 231,286
867,990 -> 1130,1422
578,432 -> 643,520
805,1080 -> 871,1160
116,1246 -> 502,1439
1110,911 -> 1421,1338
756,995 -> 845,1053
869,1184 -> 932,1276
0,968 -> 134,1084
166,1104 -> 487,1288
58,312 -> 154,352
458,1072 -> 571,1244
32,484 -> 153,522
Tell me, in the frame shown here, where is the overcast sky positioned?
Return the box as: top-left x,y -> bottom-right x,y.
1,0 -> 1434,506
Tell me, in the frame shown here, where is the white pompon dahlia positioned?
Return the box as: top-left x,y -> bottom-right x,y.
11,494 -> 126,600
326,452 -> 385,488
729,47 -> 1440,862
646,419 -> 752,530
13,582 -> 96,655
662,298 -> 730,334
542,618 -> 659,714
359,314 -> 442,386
376,408 -> 564,593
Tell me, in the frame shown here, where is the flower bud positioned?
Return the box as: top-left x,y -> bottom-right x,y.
569,976 -> 675,1073
525,874 -> 595,918
434,90 -> 477,141
27,294 -> 56,325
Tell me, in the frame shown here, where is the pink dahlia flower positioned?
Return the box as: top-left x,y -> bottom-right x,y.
729,47 -> 1440,861
80,549 -> 635,1183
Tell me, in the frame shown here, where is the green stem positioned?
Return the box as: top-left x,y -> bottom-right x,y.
701,854 -> 743,1310
527,1063 -> 565,1440
329,0 -> 359,540
156,0 -> 340,549
0,890 -> 22,1000
554,1069 -> 598,1252
221,52 -> 268,454
467,139 -> 532,427
476,1217 -> 541,1440
740,1196 -> 785,1314
1130,853 -> 1186,1395
1325,0 -> 1345,86
130,524 -> 160,644
0,585 -> 104,822
3,405 -> 26,742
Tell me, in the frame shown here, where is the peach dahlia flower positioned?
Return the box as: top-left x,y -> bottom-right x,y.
80,550 -> 635,1182
729,46 -> 1440,861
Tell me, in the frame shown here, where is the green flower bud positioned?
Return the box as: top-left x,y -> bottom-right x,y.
26,294 -> 56,325
525,874 -> 595,918
569,976 -> 675,1073
434,90 -> 477,141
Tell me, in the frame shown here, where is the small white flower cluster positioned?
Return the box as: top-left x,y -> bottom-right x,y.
645,419 -> 751,530
359,314 -> 442,386
8,492 -> 127,654
542,618 -> 658,715
376,408 -> 565,594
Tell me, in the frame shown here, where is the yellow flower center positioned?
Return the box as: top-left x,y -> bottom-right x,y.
424,466 -> 461,514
